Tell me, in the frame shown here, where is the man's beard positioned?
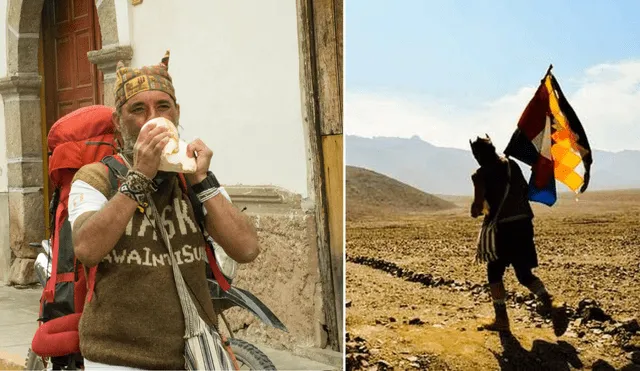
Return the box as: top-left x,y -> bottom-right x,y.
121,132 -> 137,156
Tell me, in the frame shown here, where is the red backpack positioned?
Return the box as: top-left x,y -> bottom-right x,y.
33,105 -> 117,359
32,105 -> 230,360
42,105 -> 117,316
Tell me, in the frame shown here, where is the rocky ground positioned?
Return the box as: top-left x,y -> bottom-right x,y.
0,359 -> 21,370
346,190 -> 640,370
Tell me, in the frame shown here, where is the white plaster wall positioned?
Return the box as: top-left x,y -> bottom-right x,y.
124,0 -> 308,196
0,0 -> 8,193
113,0 -> 131,47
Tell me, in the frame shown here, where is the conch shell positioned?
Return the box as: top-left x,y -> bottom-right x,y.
142,117 -> 197,173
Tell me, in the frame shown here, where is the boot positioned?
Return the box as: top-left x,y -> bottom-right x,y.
526,279 -> 553,317
544,296 -> 569,337
480,300 -> 510,332
537,291 -> 553,317
527,279 -> 568,336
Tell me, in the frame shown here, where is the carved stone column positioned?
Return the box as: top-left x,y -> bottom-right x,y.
0,73 -> 44,285
88,45 -> 133,108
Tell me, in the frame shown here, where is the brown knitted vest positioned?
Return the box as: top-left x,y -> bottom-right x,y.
74,163 -> 216,370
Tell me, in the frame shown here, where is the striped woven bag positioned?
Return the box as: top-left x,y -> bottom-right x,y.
148,196 -> 237,370
475,160 -> 511,264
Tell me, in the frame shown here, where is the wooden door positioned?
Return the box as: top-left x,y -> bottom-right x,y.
40,0 -> 103,236
42,0 -> 103,132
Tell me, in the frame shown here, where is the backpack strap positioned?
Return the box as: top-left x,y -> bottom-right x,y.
206,247 -> 231,292
101,155 -> 128,189
85,155 -> 128,303
85,266 -> 98,303
178,174 -> 231,292
179,174 -> 206,227
492,159 -> 512,224
43,188 -> 61,304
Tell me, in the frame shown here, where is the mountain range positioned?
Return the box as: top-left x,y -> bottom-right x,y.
346,135 -> 640,196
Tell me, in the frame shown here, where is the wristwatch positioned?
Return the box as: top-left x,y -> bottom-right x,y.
191,171 -> 220,194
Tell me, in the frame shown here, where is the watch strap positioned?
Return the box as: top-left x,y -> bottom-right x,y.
191,171 -> 220,194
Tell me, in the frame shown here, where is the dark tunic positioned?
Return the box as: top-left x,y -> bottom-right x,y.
472,157 -> 538,268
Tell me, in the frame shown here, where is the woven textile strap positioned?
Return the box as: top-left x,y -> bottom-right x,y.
475,160 -> 512,263
147,195 -> 235,370
147,196 -> 204,337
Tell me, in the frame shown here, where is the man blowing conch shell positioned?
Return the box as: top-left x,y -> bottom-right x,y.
67,50 -> 260,369
146,116 -> 197,174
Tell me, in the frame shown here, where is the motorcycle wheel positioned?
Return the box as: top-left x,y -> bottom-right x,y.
24,348 -> 48,370
229,338 -> 276,370
25,349 -> 81,370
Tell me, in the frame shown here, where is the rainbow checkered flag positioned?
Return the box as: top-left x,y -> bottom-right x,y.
504,65 -> 593,206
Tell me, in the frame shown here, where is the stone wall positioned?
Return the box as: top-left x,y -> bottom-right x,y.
222,187 -> 326,351
0,193 -> 10,283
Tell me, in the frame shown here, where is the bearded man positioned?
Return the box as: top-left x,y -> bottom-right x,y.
67,51 -> 259,369
470,135 -> 566,336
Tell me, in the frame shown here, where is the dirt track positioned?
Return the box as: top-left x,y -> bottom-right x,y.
346,190 -> 640,370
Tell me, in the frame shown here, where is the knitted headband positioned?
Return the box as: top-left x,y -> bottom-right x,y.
114,50 -> 176,109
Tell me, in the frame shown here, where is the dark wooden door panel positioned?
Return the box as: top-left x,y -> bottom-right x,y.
57,101 -> 74,119
75,30 -> 93,88
54,35 -> 73,92
54,0 -> 70,24
73,0 -> 89,19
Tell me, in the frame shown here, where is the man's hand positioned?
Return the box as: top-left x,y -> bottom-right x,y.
186,138 -> 213,184
471,170 -> 486,218
580,171 -> 590,194
133,122 -> 171,179
471,201 -> 484,218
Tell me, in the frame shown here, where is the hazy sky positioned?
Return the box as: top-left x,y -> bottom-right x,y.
345,0 -> 640,152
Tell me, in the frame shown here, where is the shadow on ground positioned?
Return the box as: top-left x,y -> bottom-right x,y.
492,332 -> 582,370
492,333 -> 640,371
591,359 -> 640,371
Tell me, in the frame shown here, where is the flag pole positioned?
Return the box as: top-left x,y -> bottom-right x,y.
540,64 -> 553,83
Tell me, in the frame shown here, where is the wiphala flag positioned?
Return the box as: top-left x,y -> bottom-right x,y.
504,65 -> 592,206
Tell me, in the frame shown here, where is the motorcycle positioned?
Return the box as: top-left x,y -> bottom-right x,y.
25,239 -> 288,370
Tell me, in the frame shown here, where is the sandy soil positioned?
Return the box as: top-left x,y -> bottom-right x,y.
0,359 -> 21,370
346,190 -> 640,370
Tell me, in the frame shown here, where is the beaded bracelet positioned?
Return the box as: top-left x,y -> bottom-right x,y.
118,170 -> 158,210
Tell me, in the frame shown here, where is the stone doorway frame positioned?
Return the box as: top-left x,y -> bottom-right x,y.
0,0 -> 132,284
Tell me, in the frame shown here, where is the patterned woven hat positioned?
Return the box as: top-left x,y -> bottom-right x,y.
114,50 -> 176,109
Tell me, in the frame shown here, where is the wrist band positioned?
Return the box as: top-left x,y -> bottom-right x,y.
197,187 -> 220,203
191,171 -> 221,194
119,170 -> 158,209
